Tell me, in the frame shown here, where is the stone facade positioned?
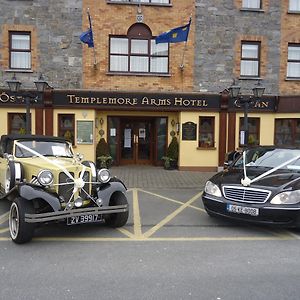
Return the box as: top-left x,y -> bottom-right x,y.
0,0 -> 83,90
195,0 -> 281,95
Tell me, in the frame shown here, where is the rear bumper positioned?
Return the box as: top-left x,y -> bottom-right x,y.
202,194 -> 300,227
25,204 -> 128,223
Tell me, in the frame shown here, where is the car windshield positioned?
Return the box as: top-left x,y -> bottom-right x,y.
234,148 -> 300,170
15,140 -> 73,158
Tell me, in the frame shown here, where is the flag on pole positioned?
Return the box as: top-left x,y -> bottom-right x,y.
155,18 -> 191,44
80,11 -> 94,48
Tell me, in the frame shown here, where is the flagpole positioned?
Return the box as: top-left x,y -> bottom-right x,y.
179,15 -> 191,70
87,8 -> 97,66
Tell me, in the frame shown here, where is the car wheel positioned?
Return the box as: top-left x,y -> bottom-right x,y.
105,192 -> 129,228
5,162 -> 23,194
9,197 -> 35,244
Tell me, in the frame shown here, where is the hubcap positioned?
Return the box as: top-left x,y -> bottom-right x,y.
9,203 -> 19,239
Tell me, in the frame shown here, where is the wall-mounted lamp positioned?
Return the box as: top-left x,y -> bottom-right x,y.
176,122 -> 180,135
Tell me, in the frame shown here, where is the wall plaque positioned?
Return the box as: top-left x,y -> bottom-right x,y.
182,122 -> 197,140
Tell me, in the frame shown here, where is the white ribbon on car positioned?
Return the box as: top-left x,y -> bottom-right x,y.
241,149 -> 300,187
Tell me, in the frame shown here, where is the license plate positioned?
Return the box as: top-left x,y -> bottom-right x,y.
226,204 -> 259,217
67,214 -> 103,225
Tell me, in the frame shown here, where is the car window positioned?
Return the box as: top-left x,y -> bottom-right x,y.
234,148 -> 300,169
15,141 -> 73,158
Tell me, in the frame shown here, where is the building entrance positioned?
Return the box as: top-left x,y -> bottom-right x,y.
107,116 -> 167,166
120,118 -> 153,165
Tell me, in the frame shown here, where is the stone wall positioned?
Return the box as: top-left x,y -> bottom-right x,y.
195,0 -> 281,95
0,0 -> 83,90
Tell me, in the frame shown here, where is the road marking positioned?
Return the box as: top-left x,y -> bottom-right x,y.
139,189 -> 206,213
143,191 -> 203,238
116,227 -> 135,239
0,235 -> 293,242
0,212 -> 9,225
132,188 -> 143,238
0,227 -> 9,234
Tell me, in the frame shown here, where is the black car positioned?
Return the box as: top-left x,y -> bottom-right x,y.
202,146 -> 300,227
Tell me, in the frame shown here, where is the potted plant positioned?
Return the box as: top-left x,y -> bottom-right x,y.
96,138 -> 112,169
162,136 -> 179,170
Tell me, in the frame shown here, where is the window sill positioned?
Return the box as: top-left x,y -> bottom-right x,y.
5,69 -> 33,73
288,10 -> 300,14
238,76 -> 262,81
285,77 -> 300,81
106,71 -> 171,77
240,8 -> 265,13
197,147 -> 216,150
106,1 -> 172,7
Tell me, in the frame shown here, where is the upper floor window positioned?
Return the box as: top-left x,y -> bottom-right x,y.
9,32 -> 31,70
109,23 -> 169,74
287,44 -> 300,78
275,119 -> 300,146
199,117 -> 215,148
109,0 -> 170,3
240,41 -> 260,77
242,0 -> 261,9
289,0 -> 300,11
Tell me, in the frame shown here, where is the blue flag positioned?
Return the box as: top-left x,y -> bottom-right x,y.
80,12 -> 94,48
155,18 -> 191,44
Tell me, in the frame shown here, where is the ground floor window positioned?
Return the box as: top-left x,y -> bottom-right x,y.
199,117 -> 215,148
8,113 -> 26,134
239,117 -> 260,146
275,119 -> 300,146
58,114 -> 75,144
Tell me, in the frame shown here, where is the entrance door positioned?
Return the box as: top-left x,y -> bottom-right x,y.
120,118 -> 153,165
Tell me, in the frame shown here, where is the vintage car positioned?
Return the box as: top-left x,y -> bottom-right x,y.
0,134 -> 129,244
202,146 -> 300,227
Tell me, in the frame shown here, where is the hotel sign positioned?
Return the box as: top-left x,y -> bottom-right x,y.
53,91 -> 220,111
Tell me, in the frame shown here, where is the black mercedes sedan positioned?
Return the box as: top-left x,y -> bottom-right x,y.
202,146 -> 300,227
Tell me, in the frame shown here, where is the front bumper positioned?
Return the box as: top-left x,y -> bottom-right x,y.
202,193 -> 300,227
25,204 -> 128,223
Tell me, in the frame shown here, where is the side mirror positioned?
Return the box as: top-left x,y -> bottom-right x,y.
224,150 -> 241,169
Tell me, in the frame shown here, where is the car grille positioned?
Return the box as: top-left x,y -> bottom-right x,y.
58,171 -> 91,202
222,186 -> 271,203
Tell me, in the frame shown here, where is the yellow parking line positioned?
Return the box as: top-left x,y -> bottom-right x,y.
0,235 -> 288,242
132,188 -> 143,238
116,227 -> 135,239
143,191 -> 203,238
0,212 -> 9,225
139,189 -> 206,213
0,227 -> 9,234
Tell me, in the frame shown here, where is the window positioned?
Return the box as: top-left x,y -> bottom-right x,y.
58,114 -> 75,145
9,32 -> 31,69
242,0 -> 261,9
289,0 -> 300,11
239,117 -> 260,146
109,0 -> 170,4
287,44 -> 300,78
109,23 -> 169,74
8,113 -> 27,134
240,42 -> 260,77
199,117 -> 215,148
275,119 -> 300,146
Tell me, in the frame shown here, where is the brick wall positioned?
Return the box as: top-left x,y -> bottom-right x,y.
82,0 -> 195,92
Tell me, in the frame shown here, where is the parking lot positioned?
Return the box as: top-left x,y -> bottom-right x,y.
1,166 -> 300,242
1,167 -> 300,300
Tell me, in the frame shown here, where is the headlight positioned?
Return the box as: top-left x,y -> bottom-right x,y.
270,190 -> 300,205
204,181 -> 222,197
97,168 -> 111,183
37,170 -> 54,186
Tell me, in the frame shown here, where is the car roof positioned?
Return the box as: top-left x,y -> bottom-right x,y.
0,134 -> 67,153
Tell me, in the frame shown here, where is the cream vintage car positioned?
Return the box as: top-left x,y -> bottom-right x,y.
0,134 -> 129,244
